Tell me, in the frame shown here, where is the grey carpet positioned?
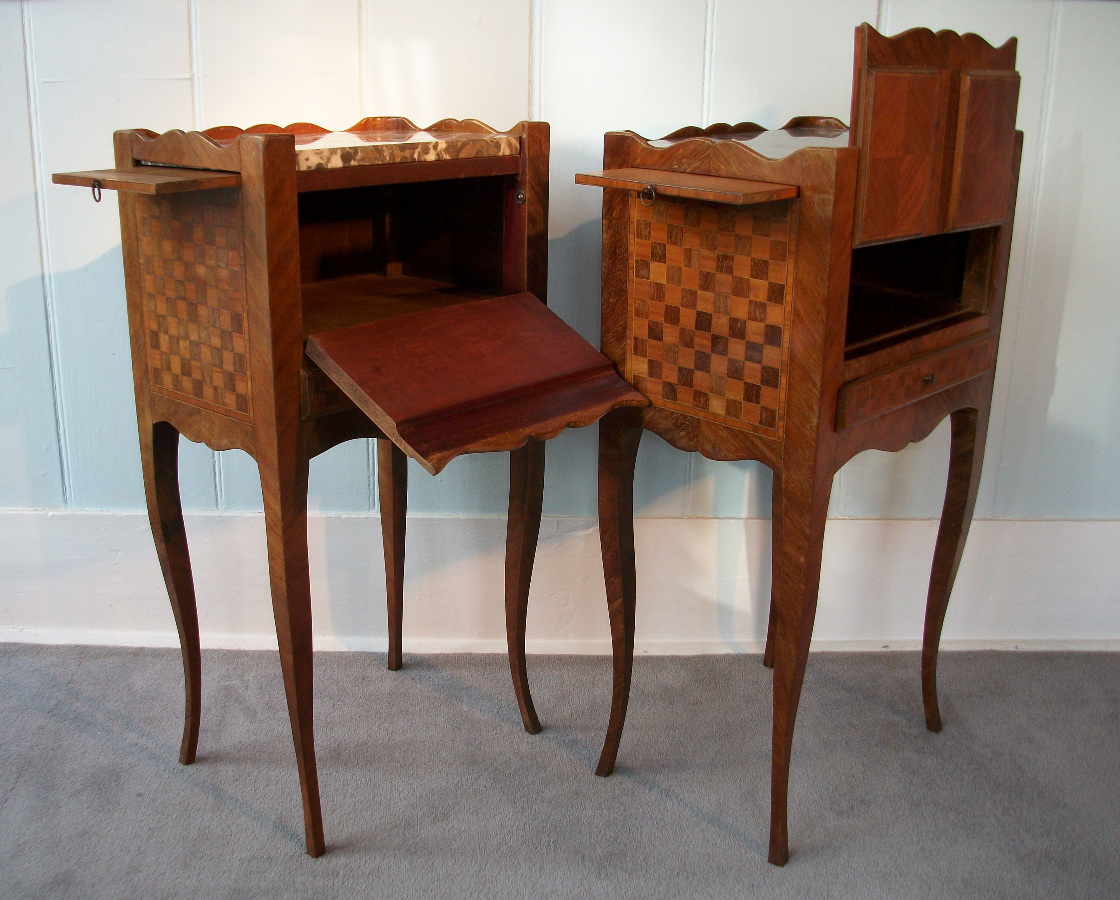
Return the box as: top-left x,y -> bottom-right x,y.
0,645 -> 1117,898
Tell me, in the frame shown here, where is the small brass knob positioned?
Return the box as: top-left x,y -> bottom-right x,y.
922,373 -> 936,387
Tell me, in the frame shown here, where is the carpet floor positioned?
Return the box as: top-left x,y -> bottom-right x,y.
1,644 -> 1117,898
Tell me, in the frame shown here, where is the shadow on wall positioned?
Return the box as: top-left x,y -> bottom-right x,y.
1,241 -> 146,508
997,132 -> 1100,516
545,218 -> 773,519
11,244 -> 229,511
546,220 -> 774,648
0,203 -> 64,508
16,223 -> 776,652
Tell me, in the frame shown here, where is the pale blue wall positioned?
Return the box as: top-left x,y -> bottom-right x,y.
1,0 -> 1117,520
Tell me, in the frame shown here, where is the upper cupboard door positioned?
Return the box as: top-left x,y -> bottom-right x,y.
849,25 -> 1019,246
853,67 -> 950,245
947,71 -> 1021,231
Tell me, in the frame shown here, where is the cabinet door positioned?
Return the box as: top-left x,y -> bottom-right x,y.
853,68 -> 949,245
947,71 -> 1021,231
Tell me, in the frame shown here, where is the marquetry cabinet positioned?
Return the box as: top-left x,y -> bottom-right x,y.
578,25 -> 1022,864
54,118 -> 642,856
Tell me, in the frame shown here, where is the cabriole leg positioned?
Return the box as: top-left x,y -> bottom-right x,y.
595,409 -> 643,777
763,471 -> 784,670
923,405 -> 987,732
260,447 -> 324,857
378,439 -> 408,672
141,419 -> 201,765
768,464 -> 832,866
505,440 -> 546,734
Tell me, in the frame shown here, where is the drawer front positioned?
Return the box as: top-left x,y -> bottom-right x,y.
836,336 -> 994,429
300,361 -> 353,419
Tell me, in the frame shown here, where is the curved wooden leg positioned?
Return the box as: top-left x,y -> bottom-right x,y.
140,419 -> 201,765
762,472 -> 783,669
768,464 -> 832,866
762,605 -> 778,669
378,439 -> 408,672
505,440 -> 545,735
595,409 -> 643,777
922,405 -> 987,732
260,447 -> 324,857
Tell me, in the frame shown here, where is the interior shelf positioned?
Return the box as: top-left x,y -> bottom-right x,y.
842,227 -> 995,370
844,282 -> 983,355
301,273 -> 491,337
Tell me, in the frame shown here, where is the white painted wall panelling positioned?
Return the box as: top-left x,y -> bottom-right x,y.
361,0 -> 531,130
541,0 -> 711,518
193,0 -> 362,131
26,0 -> 217,510
707,0 -> 881,128
0,2 -> 65,508
993,1 -> 1120,518
3,1 -> 1120,653
4,0 -> 1120,525
3,511 -> 1118,651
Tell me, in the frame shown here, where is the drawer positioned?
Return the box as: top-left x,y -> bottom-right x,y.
836,336 -> 993,429
300,360 -> 353,419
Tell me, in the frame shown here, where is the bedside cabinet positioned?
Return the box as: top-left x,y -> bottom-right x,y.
578,24 -> 1022,864
55,117 -> 643,855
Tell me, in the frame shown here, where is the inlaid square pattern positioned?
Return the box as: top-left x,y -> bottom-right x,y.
628,196 -> 796,435
137,191 -> 252,420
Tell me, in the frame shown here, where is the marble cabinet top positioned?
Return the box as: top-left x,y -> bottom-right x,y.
290,129 -> 521,171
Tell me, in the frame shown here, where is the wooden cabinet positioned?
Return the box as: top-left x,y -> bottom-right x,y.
54,117 -> 642,856
578,24 -> 1022,865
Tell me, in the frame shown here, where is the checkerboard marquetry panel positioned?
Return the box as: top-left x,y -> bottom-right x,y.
628,196 -> 796,436
137,191 -> 252,421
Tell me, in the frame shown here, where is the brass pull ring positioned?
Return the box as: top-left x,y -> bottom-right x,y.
639,185 -> 656,206
91,179 -> 102,203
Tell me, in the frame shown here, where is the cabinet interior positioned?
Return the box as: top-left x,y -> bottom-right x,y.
297,176 -> 509,337
844,227 -> 996,360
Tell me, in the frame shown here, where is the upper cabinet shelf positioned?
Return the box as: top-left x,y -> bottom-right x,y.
52,167 -> 242,195
576,167 -> 798,206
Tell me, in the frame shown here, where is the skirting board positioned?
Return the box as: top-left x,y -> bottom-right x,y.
0,510 -> 1117,652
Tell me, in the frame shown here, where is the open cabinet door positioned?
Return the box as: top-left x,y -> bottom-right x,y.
306,292 -> 645,474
